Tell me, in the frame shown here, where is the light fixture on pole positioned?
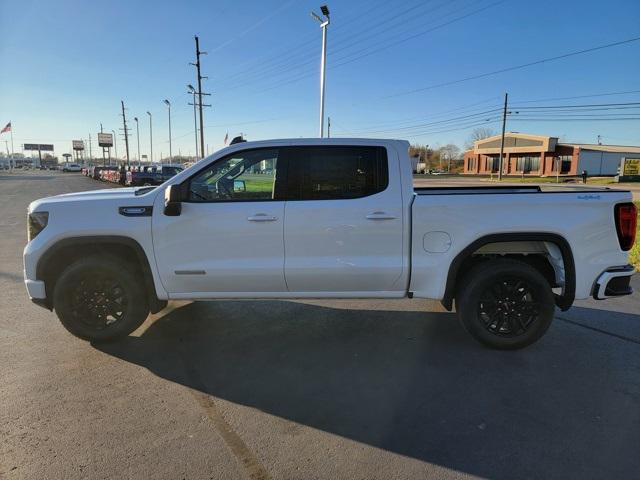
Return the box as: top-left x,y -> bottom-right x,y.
163,99 -> 172,161
187,84 -> 199,159
134,117 -> 141,165
311,4 -> 330,138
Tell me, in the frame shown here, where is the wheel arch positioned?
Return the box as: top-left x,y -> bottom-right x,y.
37,235 -> 166,313
441,232 -> 576,312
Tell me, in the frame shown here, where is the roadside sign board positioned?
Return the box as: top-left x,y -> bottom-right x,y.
24,143 -> 54,151
97,133 -> 113,147
72,140 -> 84,151
622,157 -> 640,176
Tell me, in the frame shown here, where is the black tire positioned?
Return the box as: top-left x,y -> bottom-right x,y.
53,255 -> 149,342
456,258 -> 555,350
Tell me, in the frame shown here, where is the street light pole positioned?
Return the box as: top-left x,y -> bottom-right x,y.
163,99 -> 172,161
134,117 -> 141,166
111,129 -> 117,160
187,85 -> 199,159
311,5 -> 330,138
146,111 -> 153,163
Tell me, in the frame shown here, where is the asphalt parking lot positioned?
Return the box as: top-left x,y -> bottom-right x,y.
1,171 -> 639,480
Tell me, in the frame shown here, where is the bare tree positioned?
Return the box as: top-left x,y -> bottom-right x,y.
438,144 -> 461,172
465,127 -> 495,150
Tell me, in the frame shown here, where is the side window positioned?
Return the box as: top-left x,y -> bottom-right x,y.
288,146 -> 388,200
188,148 -> 279,202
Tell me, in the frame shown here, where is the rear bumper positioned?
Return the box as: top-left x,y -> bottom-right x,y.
593,265 -> 635,300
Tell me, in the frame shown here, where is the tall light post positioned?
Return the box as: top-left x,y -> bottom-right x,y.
146,111 -> 153,163
187,84 -> 199,159
163,99 -> 172,161
111,129 -> 118,160
134,117 -> 141,165
311,5 -> 330,138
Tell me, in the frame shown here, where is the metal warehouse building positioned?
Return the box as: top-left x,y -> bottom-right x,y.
463,132 -> 640,177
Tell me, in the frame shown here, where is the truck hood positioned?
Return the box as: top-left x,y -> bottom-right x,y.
28,187 -> 159,212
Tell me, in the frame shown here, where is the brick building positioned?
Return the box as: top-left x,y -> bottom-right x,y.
463,132 -> 640,177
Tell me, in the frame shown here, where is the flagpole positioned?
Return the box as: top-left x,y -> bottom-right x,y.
10,124 -> 14,157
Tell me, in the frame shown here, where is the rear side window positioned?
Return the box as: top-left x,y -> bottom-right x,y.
287,146 -> 388,200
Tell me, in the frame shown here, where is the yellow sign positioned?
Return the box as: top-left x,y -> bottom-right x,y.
623,158 -> 640,176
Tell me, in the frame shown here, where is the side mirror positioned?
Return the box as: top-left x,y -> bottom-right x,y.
164,184 -> 182,216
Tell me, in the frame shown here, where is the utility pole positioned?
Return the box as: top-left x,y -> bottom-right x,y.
146,111 -> 153,163
134,117 -> 141,165
498,92 -> 508,181
187,84 -> 199,158
88,133 -> 93,162
121,100 -> 131,165
100,123 -> 106,166
327,116 -> 331,138
191,36 -> 211,160
312,5 -> 330,137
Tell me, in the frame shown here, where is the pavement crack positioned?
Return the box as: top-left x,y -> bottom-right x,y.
191,390 -> 272,480
556,316 -> 640,345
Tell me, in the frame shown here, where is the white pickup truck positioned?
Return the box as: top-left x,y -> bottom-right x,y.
24,139 -> 637,349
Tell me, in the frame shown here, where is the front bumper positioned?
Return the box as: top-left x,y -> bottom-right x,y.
593,265 -> 635,300
25,278 -> 46,299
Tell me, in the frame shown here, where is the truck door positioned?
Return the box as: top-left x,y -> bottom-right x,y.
283,145 -> 405,293
152,147 -> 287,296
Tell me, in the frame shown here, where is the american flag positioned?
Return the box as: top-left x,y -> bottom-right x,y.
0,122 -> 10,134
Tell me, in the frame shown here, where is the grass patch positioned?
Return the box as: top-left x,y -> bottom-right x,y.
630,201 -> 640,269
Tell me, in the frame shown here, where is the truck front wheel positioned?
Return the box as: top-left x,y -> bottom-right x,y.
456,259 -> 555,350
53,256 -> 150,342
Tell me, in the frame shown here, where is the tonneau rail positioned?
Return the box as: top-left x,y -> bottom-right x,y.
413,185 -> 629,195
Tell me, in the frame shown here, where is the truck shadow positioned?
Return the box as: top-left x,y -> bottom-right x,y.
96,300 -> 640,479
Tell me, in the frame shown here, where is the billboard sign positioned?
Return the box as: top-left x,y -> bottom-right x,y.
23,144 -> 54,151
622,157 -> 640,176
72,140 -> 84,151
97,132 -> 113,147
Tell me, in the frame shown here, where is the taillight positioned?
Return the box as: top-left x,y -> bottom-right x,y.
614,203 -> 637,251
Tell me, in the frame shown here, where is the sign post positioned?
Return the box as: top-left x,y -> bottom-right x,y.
72,140 -> 84,162
23,143 -> 54,168
97,133 -> 114,166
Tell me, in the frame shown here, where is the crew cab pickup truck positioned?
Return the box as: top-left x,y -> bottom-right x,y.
23,139 -> 637,349
126,164 -> 183,186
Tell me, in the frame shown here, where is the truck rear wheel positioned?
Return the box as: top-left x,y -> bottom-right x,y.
456,259 -> 555,350
53,256 -> 149,342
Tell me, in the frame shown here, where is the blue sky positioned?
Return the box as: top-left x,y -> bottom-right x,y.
1,0 -> 639,159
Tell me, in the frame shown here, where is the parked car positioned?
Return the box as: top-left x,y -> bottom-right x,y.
126,164 -> 183,186
99,166 -> 118,182
62,163 -> 82,172
24,138 -> 636,348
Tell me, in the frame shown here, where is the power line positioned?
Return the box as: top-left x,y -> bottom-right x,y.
515,101 -> 640,110
511,89 -> 640,105
220,0 -> 459,91
225,0 -> 500,94
216,0 -> 391,85
384,36 -> 640,99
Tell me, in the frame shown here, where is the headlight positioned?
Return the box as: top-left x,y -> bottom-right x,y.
28,212 -> 49,241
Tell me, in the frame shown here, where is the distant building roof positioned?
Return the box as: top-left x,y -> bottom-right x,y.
560,143 -> 640,154
468,132 -> 640,155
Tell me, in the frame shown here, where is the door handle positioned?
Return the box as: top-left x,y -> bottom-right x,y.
247,213 -> 278,222
366,211 -> 397,220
